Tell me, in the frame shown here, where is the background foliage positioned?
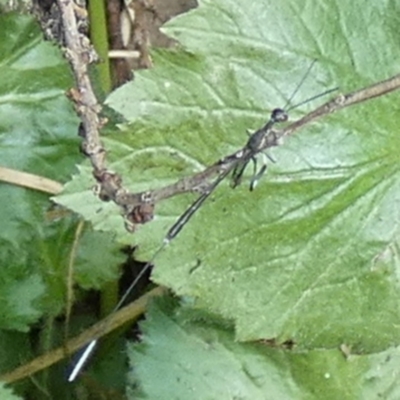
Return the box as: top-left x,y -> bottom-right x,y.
1,0 -> 400,398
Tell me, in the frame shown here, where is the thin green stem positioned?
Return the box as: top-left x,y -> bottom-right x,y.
88,0 -> 112,93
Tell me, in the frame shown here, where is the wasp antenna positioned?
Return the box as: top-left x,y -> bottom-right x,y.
282,59 -> 317,110
287,86 -> 339,112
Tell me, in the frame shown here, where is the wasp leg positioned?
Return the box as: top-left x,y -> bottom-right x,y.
231,159 -> 249,188
250,164 -> 267,191
249,152 -> 273,191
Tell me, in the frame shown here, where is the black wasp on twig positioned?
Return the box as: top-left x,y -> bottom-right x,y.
68,60 -> 337,381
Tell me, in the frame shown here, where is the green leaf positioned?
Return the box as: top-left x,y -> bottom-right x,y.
0,273 -> 45,331
0,14 -> 122,331
0,13 -> 84,330
57,0 -> 400,353
75,228 -> 126,289
128,298 -> 301,400
0,329 -> 29,394
0,15 -> 131,398
128,298 -> 400,400
0,383 -> 23,400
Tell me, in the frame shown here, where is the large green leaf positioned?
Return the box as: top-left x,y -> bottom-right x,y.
128,297 -> 400,400
56,0 -> 400,353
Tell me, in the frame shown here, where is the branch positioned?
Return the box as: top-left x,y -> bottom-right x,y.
0,167 -> 62,194
57,0 -> 145,227
0,286 -> 166,384
125,73 -> 400,207
281,73 -> 400,138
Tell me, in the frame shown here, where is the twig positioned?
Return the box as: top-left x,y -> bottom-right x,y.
64,220 -> 85,346
0,286 -> 166,384
57,0 -> 136,219
123,73 -> 400,207
0,166 -> 62,194
282,73 -> 400,137
108,49 -> 140,58
57,0 -> 103,171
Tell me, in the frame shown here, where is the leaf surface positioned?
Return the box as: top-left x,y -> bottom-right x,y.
0,14 -> 124,330
128,298 -> 400,400
57,0 -> 400,351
